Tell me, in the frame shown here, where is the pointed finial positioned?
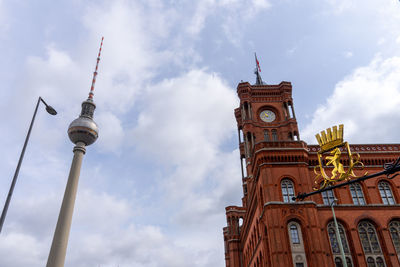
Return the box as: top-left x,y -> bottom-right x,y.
254,52 -> 263,85
88,37 -> 104,100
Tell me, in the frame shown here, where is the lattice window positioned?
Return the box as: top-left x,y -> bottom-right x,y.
334,257 -> 353,267
366,257 -> 385,267
389,220 -> 400,261
322,188 -> 335,205
358,221 -> 386,266
281,179 -> 295,203
378,181 -> 395,205
264,130 -> 269,141
271,129 -> 278,141
350,183 -> 366,205
327,222 -> 353,266
290,224 -> 300,244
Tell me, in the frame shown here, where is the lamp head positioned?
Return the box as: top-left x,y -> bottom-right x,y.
46,105 -> 57,115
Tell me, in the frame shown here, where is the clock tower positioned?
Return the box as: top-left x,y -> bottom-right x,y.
236,81 -> 301,181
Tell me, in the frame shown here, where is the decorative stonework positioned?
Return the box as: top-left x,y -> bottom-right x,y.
308,144 -> 400,153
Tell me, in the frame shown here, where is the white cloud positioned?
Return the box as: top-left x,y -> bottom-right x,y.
127,69 -> 242,267
0,189 -> 191,267
96,111 -> 124,153
132,69 -> 238,197
186,0 -> 215,36
133,69 -> 237,165
183,0 -> 271,45
302,55 -> 400,144
82,0 -> 171,113
8,0 -> 179,153
0,232 -> 46,267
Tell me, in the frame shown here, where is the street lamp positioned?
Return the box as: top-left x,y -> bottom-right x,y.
330,198 -> 348,267
0,96 -> 57,233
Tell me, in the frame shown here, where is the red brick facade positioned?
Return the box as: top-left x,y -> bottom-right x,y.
223,81 -> 400,267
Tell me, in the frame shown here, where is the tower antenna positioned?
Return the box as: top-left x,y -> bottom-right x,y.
88,37 -> 104,100
254,52 -> 264,85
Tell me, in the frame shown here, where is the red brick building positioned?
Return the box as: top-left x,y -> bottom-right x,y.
223,81 -> 400,267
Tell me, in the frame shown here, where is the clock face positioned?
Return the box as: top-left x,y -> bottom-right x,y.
260,110 -> 276,123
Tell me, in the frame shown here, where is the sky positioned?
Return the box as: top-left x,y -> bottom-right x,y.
0,0 -> 400,266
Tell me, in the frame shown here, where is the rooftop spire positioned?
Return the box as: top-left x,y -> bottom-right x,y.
254,52 -> 264,85
88,37 -> 104,100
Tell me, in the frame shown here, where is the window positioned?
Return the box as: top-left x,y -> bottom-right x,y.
264,130 -> 269,141
376,257 -> 385,267
272,129 -> 278,141
346,257 -> 353,267
358,221 -> 386,266
327,222 -> 353,266
281,179 -> 295,203
322,188 -> 335,205
290,224 -> 300,244
378,181 -> 395,205
367,257 -> 385,267
389,221 -> 400,261
334,257 -> 353,267
350,183 -> 366,205
335,258 -> 342,267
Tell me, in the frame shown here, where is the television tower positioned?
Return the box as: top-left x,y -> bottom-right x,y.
46,37 -> 103,267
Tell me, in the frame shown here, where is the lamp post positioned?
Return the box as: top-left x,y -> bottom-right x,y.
330,198 -> 348,267
0,96 -> 57,233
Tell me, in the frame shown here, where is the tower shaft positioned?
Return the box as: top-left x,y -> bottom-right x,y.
46,142 -> 86,267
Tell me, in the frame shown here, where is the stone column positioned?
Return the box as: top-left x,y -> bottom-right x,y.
46,142 -> 86,267
290,102 -> 296,119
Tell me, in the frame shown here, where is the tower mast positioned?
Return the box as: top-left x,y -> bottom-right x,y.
46,37 -> 104,267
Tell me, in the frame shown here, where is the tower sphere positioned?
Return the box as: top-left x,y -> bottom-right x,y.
68,116 -> 98,146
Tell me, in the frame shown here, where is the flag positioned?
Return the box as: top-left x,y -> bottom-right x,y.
255,54 -> 261,72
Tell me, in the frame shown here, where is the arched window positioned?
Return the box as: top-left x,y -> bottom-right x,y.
349,183 -> 366,205
271,129 -> 278,141
281,179 -> 295,203
288,222 -> 307,267
389,220 -> 400,261
376,257 -> 385,267
290,224 -> 300,244
322,188 -> 335,205
358,221 -> 386,266
378,181 -> 395,205
327,222 -> 353,267
367,257 -> 375,266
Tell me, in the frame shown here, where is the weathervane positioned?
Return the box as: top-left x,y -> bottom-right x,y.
313,124 -> 366,190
